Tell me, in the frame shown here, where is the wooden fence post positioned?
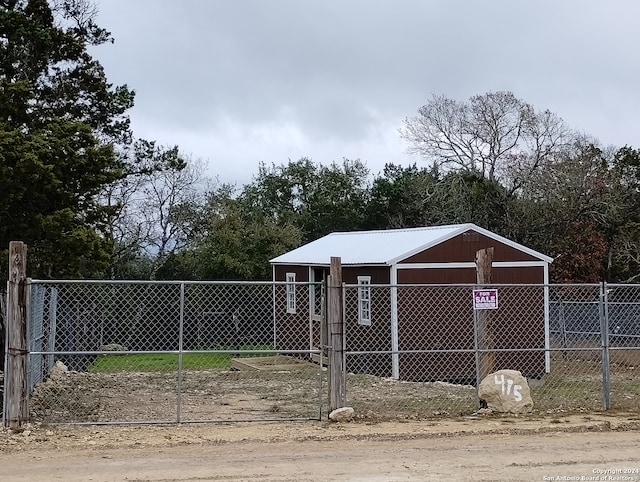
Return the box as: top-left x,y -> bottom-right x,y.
4,241 -> 29,429
476,247 -> 495,380
328,256 -> 345,412
0,290 -> 6,378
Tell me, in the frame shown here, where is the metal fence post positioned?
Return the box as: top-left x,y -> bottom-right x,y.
600,282 -> 611,410
318,280 -> 326,420
176,282 -> 185,423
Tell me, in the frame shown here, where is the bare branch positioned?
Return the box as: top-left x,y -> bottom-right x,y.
401,91 -> 572,187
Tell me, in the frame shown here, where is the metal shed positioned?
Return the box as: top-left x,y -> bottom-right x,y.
270,223 -> 553,381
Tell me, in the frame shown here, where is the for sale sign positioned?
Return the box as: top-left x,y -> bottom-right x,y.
473,289 -> 498,310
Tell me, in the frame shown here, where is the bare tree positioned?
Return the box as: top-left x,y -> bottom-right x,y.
139,158 -> 207,277
400,91 -> 571,191
103,147 -> 210,279
507,108 -> 572,192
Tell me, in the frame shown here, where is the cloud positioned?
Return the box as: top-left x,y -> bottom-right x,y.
92,0 -> 640,185
130,107 -> 417,185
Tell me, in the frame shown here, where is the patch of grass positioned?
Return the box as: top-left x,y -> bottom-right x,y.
88,346 -> 277,373
89,353 -> 232,373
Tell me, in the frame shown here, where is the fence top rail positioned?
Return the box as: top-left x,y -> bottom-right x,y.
28,279 -> 322,286
551,300 -> 640,305
24,279 -> 640,289
343,283 -> 602,288
29,349 -> 323,356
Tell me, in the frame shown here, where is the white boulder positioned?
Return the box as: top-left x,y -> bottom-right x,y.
478,369 -> 533,414
329,407 -> 355,422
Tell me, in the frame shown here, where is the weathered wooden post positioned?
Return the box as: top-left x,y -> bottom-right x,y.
476,247 -> 495,380
328,256 -> 345,412
4,241 -> 29,429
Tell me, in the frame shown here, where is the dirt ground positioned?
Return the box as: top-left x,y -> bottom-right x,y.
28,359 -> 640,425
1,412 -> 640,481
6,358 -> 640,480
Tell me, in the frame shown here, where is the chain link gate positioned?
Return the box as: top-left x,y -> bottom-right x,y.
24,280 -> 325,424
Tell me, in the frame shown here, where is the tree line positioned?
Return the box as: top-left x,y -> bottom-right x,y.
146,147 -> 640,285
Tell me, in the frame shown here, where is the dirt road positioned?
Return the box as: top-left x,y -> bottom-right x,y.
1,414 -> 640,481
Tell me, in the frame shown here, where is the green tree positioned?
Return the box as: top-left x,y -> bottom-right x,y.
0,0 -> 136,280
156,185 -> 302,280
431,171 -> 517,236
196,198 -> 301,280
0,122 -> 123,278
242,158 -> 370,243
366,164 -> 517,237
366,163 -> 440,229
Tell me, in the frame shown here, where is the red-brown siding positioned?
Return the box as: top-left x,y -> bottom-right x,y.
343,266 -> 390,284
402,231 -> 539,263
274,265 -> 310,282
398,266 -> 544,284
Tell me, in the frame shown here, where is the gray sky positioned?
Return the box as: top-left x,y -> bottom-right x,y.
91,1 -> 640,186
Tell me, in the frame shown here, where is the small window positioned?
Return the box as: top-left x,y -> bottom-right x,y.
357,276 -> 371,325
286,273 -> 296,314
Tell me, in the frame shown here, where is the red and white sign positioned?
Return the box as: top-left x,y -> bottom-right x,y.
473,289 -> 498,310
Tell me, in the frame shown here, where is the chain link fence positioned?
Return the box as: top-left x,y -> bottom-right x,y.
4,280 -> 640,425
23,280 -> 324,424
343,283 -> 640,420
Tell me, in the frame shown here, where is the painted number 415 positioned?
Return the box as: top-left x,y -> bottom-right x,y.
494,374 -> 523,402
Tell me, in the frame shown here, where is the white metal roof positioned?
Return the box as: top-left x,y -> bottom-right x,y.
269,223 -> 553,266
